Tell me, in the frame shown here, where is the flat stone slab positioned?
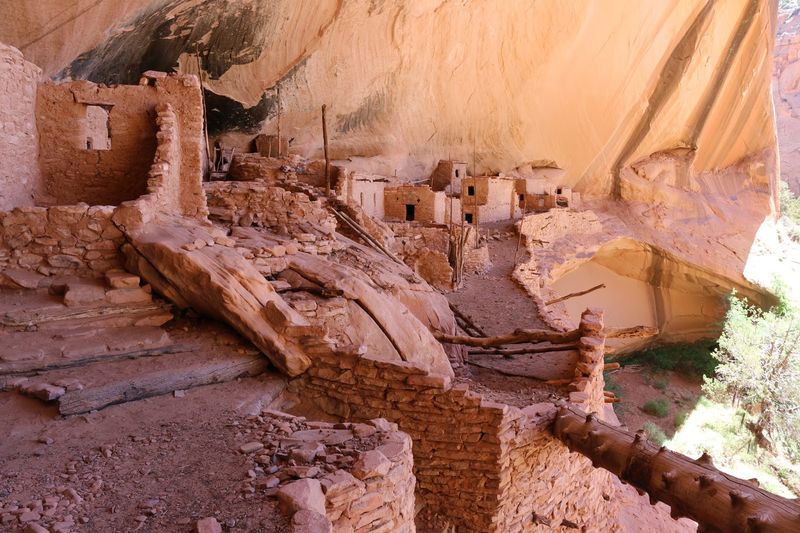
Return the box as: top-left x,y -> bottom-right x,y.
281,429 -> 354,448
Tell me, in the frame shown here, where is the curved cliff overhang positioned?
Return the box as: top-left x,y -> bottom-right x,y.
0,0 -> 779,187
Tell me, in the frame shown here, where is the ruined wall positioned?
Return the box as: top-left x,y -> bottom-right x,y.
205,182 -> 336,236
37,83 -> 156,206
388,223 -> 452,291
0,44 -> 41,210
36,73 -> 205,211
251,411 -> 416,533
0,205 -> 124,277
287,312 -> 683,532
320,422 -> 416,532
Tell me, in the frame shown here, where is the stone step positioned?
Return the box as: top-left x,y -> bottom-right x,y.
0,326 -> 176,375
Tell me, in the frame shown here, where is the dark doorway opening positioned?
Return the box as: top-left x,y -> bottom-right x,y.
467,185 -> 475,196
464,213 -> 473,224
405,204 -> 416,221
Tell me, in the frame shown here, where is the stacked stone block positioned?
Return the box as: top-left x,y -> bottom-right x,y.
205,182 -> 337,236
0,204 -> 124,276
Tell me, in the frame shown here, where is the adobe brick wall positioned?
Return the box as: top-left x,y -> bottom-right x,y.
37,73 -> 206,215
0,44 -> 41,210
384,186 -> 444,224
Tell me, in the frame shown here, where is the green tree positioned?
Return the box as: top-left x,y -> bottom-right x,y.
704,292 -> 800,460
779,180 -> 800,224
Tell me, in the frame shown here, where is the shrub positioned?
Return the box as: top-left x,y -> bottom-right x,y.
642,399 -> 669,418
643,422 -> 667,445
704,290 -> 800,460
674,410 -> 689,429
654,378 -> 668,391
623,343 -> 718,379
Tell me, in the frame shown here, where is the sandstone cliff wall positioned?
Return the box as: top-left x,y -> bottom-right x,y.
0,1 -> 778,194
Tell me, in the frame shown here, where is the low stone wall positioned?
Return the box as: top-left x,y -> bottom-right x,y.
0,204 -> 124,277
205,181 -> 337,235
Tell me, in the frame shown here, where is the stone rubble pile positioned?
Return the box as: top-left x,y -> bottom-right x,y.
235,410 -> 415,533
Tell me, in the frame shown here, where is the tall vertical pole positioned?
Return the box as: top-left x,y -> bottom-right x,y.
473,141 -> 479,249
195,47 -> 212,173
276,86 -> 282,157
322,104 -> 330,196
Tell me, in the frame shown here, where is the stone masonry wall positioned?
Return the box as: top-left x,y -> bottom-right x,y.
289,311 -> 682,531
37,73 -> 206,215
0,44 -> 41,210
288,352 -> 507,531
205,181 -> 337,235
387,223 -> 452,291
0,204 -> 125,276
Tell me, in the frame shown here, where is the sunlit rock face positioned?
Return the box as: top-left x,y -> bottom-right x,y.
775,6 -> 800,193
0,0 -> 778,189
0,1 -> 781,346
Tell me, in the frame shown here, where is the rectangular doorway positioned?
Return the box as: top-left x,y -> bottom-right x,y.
405,204 -> 416,221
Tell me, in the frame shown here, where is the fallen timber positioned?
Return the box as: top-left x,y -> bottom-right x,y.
553,404 -> 800,533
433,328 -> 582,347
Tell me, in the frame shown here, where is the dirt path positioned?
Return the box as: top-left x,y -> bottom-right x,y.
446,223 -> 546,335
445,223 -> 576,396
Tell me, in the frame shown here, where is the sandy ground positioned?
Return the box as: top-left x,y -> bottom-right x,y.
0,371 -> 289,532
447,222 -> 547,334
608,366 -> 702,436
447,223 -> 574,403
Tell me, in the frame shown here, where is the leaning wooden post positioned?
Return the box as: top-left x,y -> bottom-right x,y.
322,104 -> 331,196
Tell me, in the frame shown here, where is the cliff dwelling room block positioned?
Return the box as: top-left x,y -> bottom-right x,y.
0,2 -> 799,533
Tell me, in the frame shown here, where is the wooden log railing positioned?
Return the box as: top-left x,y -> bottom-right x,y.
553,404 -> 800,533
432,327 -> 582,348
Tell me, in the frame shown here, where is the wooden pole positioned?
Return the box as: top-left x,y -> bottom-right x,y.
514,193 -> 527,263
467,344 -> 576,357
472,143 -> 479,249
322,104 -> 330,196
545,284 -> 606,306
194,47 -> 212,173
553,404 -> 800,532
276,86 -> 282,157
448,302 -> 487,337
